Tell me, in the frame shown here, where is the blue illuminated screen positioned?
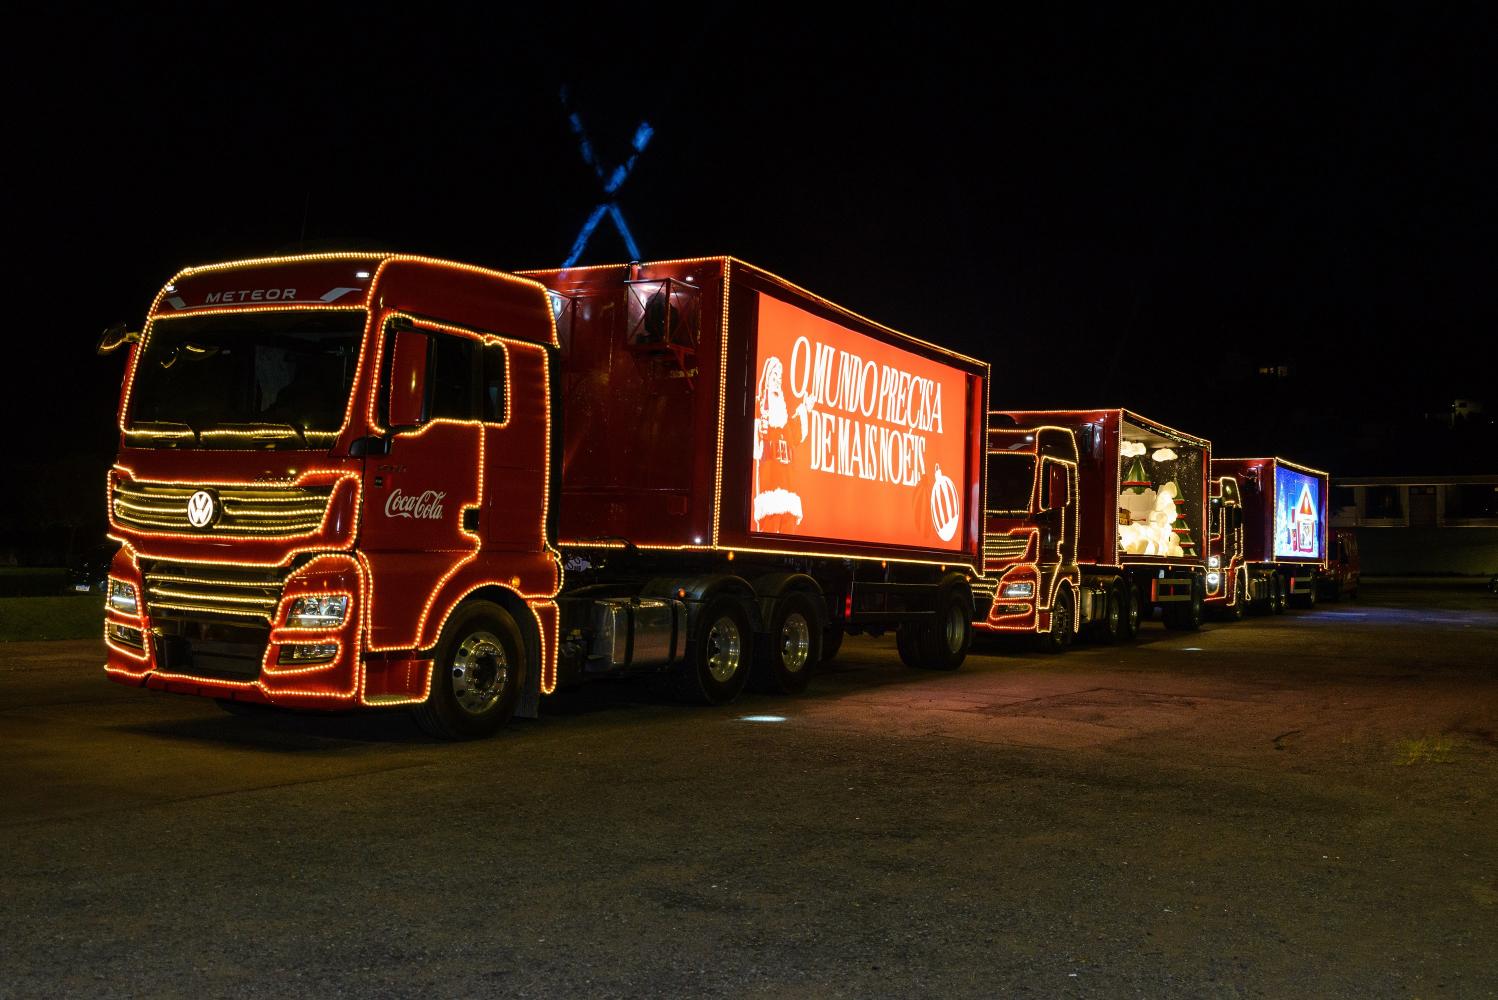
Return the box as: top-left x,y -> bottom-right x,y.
1274,467 -> 1322,560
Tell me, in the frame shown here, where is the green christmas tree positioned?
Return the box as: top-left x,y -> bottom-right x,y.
1122,456 -> 1151,494
1172,506 -> 1197,553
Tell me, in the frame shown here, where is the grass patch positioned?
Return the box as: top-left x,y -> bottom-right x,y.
1394,734 -> 1457,766
0,596 -> 103,642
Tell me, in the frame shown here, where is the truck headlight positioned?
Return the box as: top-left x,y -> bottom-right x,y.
286,594 -> 349,628
108,580 -> 138,615
1000,582 -> 1035,599
1207,571 -> 1221,588
1208,555 -> 1221,568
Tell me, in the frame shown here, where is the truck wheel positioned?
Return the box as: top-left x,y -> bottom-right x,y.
1115,581 -> 1141,640
822,623 -> 844,663
677,595 -> 752,705
1039,586 -> 1075,653
754,592 -> 821,695
895,622 -> 923,668
1272,576 -> 1287,614
915,583 -> 973,670
412,601 -> 523,741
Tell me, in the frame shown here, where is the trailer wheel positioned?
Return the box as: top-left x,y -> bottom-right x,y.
754,592 -> 821,695
1097,581 -> 1129,643
914,582 -> 974,670
677,595 -> 752,705
1114,577 -> 1132,640
1271,575 -> 1287,615
412,601 -> 523,741
1039,586 -> 1075,653
895,622 -> 923,668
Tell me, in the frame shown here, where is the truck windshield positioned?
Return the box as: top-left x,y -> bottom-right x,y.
986,453 -> 1036,511
126,310 -> 365,449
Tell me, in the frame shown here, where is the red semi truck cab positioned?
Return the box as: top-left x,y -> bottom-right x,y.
102,254 -> 987,737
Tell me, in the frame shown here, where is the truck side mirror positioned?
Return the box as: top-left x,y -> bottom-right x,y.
387,330 -> 430,429
97,322 -> 141,356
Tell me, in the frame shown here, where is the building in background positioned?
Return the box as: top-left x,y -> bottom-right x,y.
1331,475 -> 1498,575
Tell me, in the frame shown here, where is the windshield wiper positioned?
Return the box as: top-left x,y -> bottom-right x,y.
127,421 -> 200,447
200,422 -> 309,449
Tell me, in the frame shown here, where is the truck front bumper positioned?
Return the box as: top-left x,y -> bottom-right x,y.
103,553 -> 431,710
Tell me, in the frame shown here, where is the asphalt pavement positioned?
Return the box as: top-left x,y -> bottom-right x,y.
2,582 -> 1495,998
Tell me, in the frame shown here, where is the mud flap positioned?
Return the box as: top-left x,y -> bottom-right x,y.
516,650 -> 541,719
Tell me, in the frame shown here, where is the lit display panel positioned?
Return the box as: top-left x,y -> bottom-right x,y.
749,292 -> 971,552
1274,466 -> 1322,560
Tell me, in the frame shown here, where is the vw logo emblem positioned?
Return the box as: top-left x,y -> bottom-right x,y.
186,489 -> 219,528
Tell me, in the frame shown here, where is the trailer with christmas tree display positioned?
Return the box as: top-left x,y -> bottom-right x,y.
974,409 -> 1211,649
1206,457 -> 1330,616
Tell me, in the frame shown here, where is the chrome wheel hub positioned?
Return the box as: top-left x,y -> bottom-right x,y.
780,612 -> 811,674
706,617 -> 743,683
450,631 -> 508,716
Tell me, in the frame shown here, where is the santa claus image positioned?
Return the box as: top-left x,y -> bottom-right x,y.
753,355 -> 807,532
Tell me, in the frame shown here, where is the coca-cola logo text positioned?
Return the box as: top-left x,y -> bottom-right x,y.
384,489 -> 446,520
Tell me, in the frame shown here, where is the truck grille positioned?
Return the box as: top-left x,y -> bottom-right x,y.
142,562 -> 289,625
984,533 -> 1031,567
112,482 -> 332,537
971,576 -> 1000,608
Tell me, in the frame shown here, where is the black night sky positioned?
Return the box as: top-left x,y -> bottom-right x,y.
6,4 -> 1495,560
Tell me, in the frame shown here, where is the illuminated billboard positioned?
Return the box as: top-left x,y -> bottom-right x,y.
749,292 -> 971,552
1274,467 -> 1322,560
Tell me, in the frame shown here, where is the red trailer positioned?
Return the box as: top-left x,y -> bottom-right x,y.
1207,457 -> 1330,615
100,253 -> 988,737
976,409 -> 1211,648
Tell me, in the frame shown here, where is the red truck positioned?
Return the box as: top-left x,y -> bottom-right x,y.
100,254 -> 988,737
1207,457 -> 1330,615
975,409 -> 1211,649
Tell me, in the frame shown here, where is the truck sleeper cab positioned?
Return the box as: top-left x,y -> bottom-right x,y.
102,253 -> 989,738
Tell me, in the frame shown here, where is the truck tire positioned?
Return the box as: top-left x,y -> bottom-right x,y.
1039,586 -> 1075,653
412,601 -> 523,741
677,595 -> 752,705
1115,580 -> 1141,640
754,592 -> 821,695
915,582 -> 972,669
1271,575 -> 1287,615
1098,581 -> 1132,643
895,622 -> 923,668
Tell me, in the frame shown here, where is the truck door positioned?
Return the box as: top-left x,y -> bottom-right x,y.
361,323 -> 488,648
